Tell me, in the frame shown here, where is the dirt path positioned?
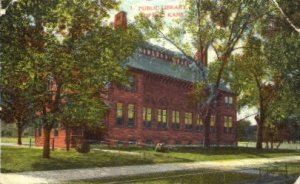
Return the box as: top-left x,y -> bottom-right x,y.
1,155 -> 300,184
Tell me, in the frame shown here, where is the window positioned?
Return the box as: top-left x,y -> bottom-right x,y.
224,96 -> 233,107
116,103 -> 123,126
54,128 -> 59,137
224,116 -> 233,133
210,115 -> 216,132
143,107 -> 152,128
128,104 -> 135,127
185,112 -> 193,130
125,75 -> 135,92
156,51 -> 160,57
157,109 -> 167,129
196,114 -> 203,131
172,111 -> 180,129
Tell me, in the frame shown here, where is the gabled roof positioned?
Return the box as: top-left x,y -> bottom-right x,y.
125,44 -> 205,83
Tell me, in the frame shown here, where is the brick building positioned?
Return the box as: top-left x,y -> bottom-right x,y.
35,12 -> 237,148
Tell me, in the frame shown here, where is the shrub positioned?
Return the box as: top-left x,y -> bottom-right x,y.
76,141 -> 90,153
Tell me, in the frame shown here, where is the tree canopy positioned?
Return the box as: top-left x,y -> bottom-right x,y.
0,0 -> 143,158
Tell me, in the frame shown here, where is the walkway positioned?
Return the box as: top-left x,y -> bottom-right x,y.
1,156 -> 300,184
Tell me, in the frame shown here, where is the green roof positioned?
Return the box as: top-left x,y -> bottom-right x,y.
125,46 -> 205,83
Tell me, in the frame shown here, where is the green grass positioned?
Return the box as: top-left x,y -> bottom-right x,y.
2,145 -> 300,173
262,162 -> 300,175
114,146 -> 300,162
66,169 -> 258,184
239,141 -> 300,150
1,136 -> 33,144
1,146 -> 185,173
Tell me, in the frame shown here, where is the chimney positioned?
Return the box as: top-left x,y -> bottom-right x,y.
114,11 -> 127,30
194,49 -> 207,67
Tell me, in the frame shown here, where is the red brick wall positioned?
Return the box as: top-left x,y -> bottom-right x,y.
106,69 -> 237,146
35,69 -> 237,148
35,128 -> 83,148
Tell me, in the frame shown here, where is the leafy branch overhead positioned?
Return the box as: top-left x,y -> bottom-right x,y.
0,0 -> 143,157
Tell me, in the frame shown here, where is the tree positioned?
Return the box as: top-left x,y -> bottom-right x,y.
0,87 -> 34,145
59,94 -> 108,151
218,0 -> 300,149
1,0 -> 142,158
237,120 -> 254,142
136,0 -> 269,147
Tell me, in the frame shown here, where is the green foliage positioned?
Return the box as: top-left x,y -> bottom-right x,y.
76,141 -> 91,153
1,0 -> 143,157
237,120 -> 256,141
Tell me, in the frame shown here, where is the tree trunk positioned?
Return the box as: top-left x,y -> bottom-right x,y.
17,124 -> 23,145
43,127 -> 51,158
270,137 -> 274,150
265,141 -> 269,149
65,126 -> 70,151
204,109 -> 211,148
255,115 -> 263,149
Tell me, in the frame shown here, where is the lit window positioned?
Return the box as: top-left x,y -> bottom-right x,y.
229,97 -> 233,104
185,113 -> 193,130
172,111 -> 180,129
196,114 -> 203,131
224,116 -> 233,133
128,104 -> 135,127
143,107 -> 152,128
116,103 -> 123,126
157,109 -> 167,129
224,96 -> 233,107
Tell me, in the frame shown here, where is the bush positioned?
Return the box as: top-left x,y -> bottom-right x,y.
76,141 -> 90,153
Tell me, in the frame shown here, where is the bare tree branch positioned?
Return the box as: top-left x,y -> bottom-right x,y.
270,0 -> 300,33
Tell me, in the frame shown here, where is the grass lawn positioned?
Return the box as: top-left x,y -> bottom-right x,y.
66,169 -> 259,184
2,145 -> 300,173
262,162 -> 300,175
1,146 -> 185,173
1,136 -> 33,144
239,141 -> 300,150
113,146 -> 300,162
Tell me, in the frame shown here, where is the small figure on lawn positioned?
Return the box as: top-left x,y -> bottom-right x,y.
155,142 -> 169,153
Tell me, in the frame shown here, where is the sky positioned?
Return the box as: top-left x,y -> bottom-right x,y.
117,0 -> 257,125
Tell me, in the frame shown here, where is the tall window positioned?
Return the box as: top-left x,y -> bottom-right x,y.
116,103 -> 123,126
210,115 -> 216,132
224,116 -> 233,133
127,76 -> 135,92
128,104 -> 135,127
157,109 -> 167,129
172,111 -> 180,129
54,128 -> 59,137
224,96 -> 233,107
196,114 -> 203,131
143,107 -> 152,128
185,112 -> 193,130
